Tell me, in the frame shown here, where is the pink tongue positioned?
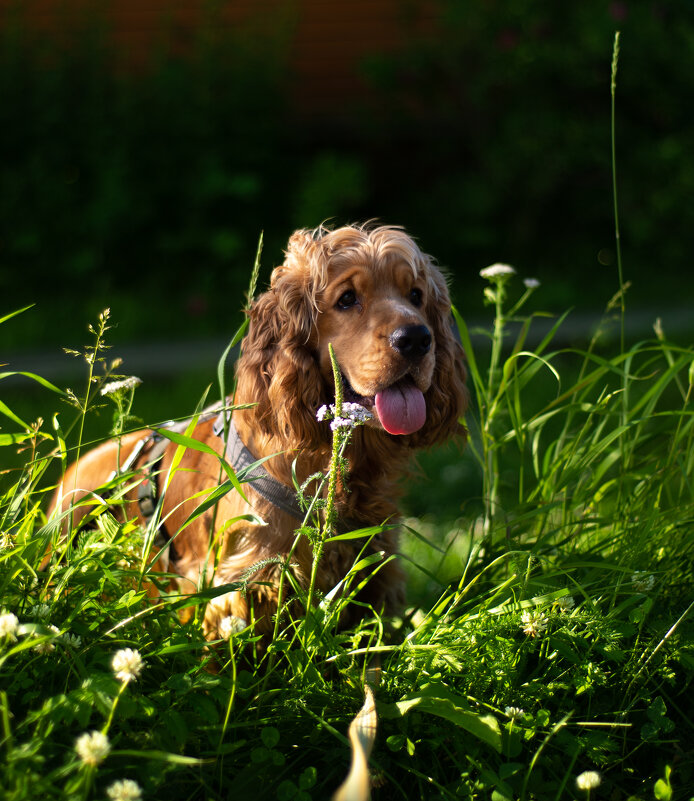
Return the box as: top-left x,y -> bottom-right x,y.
374,383 -> 426,435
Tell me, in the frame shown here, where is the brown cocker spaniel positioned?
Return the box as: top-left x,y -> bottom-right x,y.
51,224 -> 468,640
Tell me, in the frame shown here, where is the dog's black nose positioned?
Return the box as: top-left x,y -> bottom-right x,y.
389,324 -> 432,360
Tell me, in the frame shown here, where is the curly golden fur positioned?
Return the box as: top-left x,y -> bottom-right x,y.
51,224 -> 468,640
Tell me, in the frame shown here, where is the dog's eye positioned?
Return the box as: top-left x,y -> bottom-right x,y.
336,290 -> 358,310
409,288 -> 423,307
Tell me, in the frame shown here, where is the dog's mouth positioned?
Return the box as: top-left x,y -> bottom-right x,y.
342,375 -> 426,436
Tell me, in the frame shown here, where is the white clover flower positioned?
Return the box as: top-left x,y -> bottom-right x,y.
75,730 -> 110,766
219,615 -> 247,640
112,648 -> 144,682
33,624 -> 60,654
504,706 -> 525,719
631,572 -> 655,593
480,263 -> 516,280
107,779 -> 142,801
29,603 -> 51,620
523,277 -> 541,289
521,611 -> 549,638
0,612 -> 19,642
576,770 -> 602,791
555,595 -> 575,613
100,376 -> 142,397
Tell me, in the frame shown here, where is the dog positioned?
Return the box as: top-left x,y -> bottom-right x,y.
50,224 -> 468,640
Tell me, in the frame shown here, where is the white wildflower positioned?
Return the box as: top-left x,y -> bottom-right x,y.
100,377 -> 142,397
107,779 -> 142,801
75,730 -> 110,766
523,277 -> 540,289
555,595 -> 575,613
219,615 -> 247,640
34,624 -> 60,654
480,263 -> 516,280
631,572 -> 655,593
504,706 -> 525,719
341,402 -> 373,422
330,416 -> 354,431
111,648 -> 144,682
521,611 -> 548,638
576,770 -> 602,791
0,612 -> 19,642
317,402 -> 373,427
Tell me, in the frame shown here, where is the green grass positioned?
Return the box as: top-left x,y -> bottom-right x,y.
1,260 -> 693,800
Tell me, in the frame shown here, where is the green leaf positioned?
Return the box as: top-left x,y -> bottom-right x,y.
276,780 -> 297,801
392,684 -> 502,752
0,399 -> 30,429
654,779 -> 672,801
251,746 -> 269,763
114,749 -> 206,765
0,304 -> 34,324
325,525 -> 388,543
386,734 -> 405,752
0,371 -> 65,394
646,696 -> 667,723
299,767 -> 317,790
261,726 -> 280,749
452,305 -> 484,404
160,708 -> 188,749
0,433 -> 36,446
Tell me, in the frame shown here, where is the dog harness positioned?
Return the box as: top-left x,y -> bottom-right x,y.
211,414 -> 305,521
128,411 -> 304,546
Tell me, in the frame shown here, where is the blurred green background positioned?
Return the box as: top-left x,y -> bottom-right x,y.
2,0 -> 693,518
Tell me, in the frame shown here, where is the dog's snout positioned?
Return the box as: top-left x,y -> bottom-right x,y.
389,324 -> 432,361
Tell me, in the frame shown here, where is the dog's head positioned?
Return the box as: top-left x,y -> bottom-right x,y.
238,224 -> 468,451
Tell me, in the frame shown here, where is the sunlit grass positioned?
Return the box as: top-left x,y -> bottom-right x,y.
2,248 -> 693,799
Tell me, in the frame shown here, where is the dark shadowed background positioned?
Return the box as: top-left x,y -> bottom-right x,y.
1,0 -> 693,482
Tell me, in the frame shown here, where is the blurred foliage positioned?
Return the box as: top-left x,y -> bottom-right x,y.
361,0 -> 694,309
1,0 -> 693,352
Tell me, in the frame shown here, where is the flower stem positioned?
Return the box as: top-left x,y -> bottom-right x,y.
304,343 -> 343,635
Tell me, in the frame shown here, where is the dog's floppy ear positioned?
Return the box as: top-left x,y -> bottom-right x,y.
410,264 -> 468,448
236,240 -> 327,451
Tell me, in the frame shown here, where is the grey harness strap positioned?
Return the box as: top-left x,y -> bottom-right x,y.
212,413 -> 305,522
